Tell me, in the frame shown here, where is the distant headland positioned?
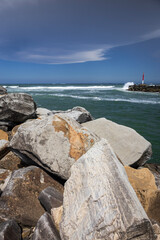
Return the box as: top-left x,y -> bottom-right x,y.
128,84 -> 160,93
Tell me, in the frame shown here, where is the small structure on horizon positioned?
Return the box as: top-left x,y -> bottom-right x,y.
142,72 -> 144,84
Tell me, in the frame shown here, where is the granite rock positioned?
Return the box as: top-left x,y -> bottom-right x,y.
82,118 -> 152,167
10,114 -> 98,179
60,139 -> 155,240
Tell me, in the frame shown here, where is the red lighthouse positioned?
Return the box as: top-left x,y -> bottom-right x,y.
142,73 -> 144,84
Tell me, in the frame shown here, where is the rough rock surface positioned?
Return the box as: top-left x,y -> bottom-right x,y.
125,166 -> 157,211
39,186 -> 63,213
10,114 -> 98,179
0,140 -> 9,160
0,219 -> 21,240
31,212 -> 61,240
0,151 -> 26,171
51,206 -> 63,231
50,106 -> 94,123
0,93 -> 36,124
36,107 -> 52,118
60,139 -> 155,240
125,166 -> 160,225
0,130 -> 8,141
11,124 -> 21,136
0,166 -> 63,226
82,118 -> 152,167
0,86 -> 7,95
143,163 -> 160,189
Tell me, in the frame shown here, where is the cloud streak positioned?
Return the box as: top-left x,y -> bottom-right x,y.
0,0 -> 160,64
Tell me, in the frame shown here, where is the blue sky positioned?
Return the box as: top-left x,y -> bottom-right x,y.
0,0 -> 160,84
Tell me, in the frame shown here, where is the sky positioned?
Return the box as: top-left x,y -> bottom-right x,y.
0,0 -> 160,84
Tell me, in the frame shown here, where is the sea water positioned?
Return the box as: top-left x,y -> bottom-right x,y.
4,82 -> 160,164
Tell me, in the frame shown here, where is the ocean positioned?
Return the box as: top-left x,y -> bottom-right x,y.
4,82 -> 160,164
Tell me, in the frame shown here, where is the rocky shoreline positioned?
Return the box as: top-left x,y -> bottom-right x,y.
128,84 -> 160,93
0,85 -> 160,240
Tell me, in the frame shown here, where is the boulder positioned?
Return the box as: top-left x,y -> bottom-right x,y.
51,206 -> 63,232
31,212 -> 61,240
50,106 -> 94,124
0,93 -> 37,124
0,140 -> 9,160
0,219 -> 21,240
0,151 -> 26,171
125,166 -> 160,225
0,86 -> 7,95
82,118 -> 152,167
10,114 -> 99,179
125,166 -> 157,212
0,166 -> 63,226
60,139 -> 155,240
39,186 -> 63,213
0,130 -> 8,141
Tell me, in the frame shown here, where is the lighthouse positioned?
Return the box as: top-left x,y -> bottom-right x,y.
142,72 -> 144,84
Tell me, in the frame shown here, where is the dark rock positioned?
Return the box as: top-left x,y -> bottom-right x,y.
0,166 -> 63,227
128,84 -> 160,92
31,212 -> 61,240
0,219 -> 21,240
39,186 -> 63,213
0,93 -> 37,124
0,86 -> 7,95
0,140 -> 9,160
0,151 -> 27,171
50,106 -> 94,124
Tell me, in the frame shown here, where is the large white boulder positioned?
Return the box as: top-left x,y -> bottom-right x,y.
60,139 -> 155,240
10,114 -> 99,179
82,118 -> 152,167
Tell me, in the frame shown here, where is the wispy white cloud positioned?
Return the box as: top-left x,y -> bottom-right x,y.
16,47 -> 110,64
141,29 -> 160,41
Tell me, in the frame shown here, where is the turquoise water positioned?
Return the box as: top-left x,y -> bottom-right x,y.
5,83 -> 160,163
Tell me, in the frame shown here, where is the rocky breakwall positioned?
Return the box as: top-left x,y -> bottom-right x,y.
128,84 -> 160,92
0,88 -> 159,239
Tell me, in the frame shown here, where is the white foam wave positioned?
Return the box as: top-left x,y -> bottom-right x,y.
7,85 -> 115,91
33,93 -> 160,104
123,82 -> 134,90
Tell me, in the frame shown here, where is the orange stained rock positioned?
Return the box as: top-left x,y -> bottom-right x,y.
125,166 -> 157,212
52,116 -> 95,160
0,130 -> 8,141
